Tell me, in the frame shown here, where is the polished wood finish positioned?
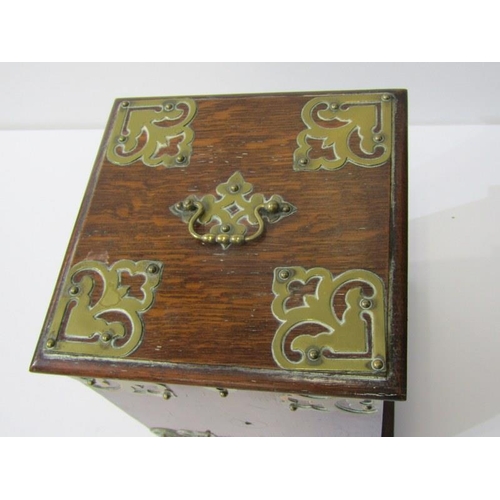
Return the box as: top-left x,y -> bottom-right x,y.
382,402 -> 395,437
31,90 -> 407,400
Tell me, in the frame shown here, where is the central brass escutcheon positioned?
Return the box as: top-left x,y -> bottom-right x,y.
170,171 -> 296,249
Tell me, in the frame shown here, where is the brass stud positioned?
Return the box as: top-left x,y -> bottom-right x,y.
46,338 -> 56,349
279,269 -> 290,280
147,263 -> 159,274
382,94 -> 391,101
164,103 -> 174,111
163,391 -> 172,400
121,101 -> 130,108
360,298 -> 372,309
216,234 -> 230,245
373,134 -> 384,143
221,224 -> 231,233
281,204 -> 291,213
86,378 -> 96,386
183,199 -> 194,210
289,403 -> 298,411
176,155 -> 186,164
298,158 -> 308,166
230,235 -> 245,244
218,388 -> 228,398
372,358 -> 384,371
330,103 -> 339,110
69,285 -> 80,296
265,200 -> 280,214
307,348 -> 320,361
229,184 -> 239,193
118,136 -> 127,143
101,332 -> 111,342
360,400 -> 374,410
201,234 -> 216,244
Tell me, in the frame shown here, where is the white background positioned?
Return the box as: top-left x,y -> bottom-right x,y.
1,62 -> 499,436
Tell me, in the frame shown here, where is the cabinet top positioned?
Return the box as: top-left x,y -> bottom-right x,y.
31,90 -> 408,400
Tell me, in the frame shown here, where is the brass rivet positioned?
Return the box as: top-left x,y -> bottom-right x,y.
219,389 -> 228,398
289,403 -> 298,411
281,204 -> 291,213
361,400 -> 374,410
216,234 -> 230,245
86,378 -> 95,386
229,184 -> 239,193
330,103 -> 339,110
279,269 -> 290,280
175,202 -> 183,210
121,101 -> 130,108
307,348 -> 320,361
372,358 -> 384,370
164,103 -> 174,111
46,338 -> 56,348
163,391 -> 172,400
382,94 -> 391,101
360,298 -> 372,309
69,285 -> 79,296
101,332 -> 111,342
183,199 -> 194,210
147,263 -> 159,274
118,136 -> 127,143
265,200 -> 280,214
373,134 -> 384,143
230,235 -> 245,244
221,224 -> 231,233
176,155 -> 186,164
298,158 -> 308,166
201,234 -> 216,244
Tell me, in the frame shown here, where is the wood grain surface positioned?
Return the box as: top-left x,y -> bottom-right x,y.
31,90 -> 408,400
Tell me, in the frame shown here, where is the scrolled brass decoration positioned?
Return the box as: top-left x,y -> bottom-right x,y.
82,378 -> 121,390
151,428 -> 217,437
271,266 -> 386,373
294,93 -> 393,171
335,399 -> 378,414
287,397 -> 328,412
45,259 -> 163,357
170,171 -> 296,249
107,98 -> 197,168
131,383 -> 176,400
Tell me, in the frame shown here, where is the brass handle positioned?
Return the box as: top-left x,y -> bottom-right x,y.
170,171 -> 296,249
184,199 -> 287,247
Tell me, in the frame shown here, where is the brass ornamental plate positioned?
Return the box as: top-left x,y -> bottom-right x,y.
294,93 -> 393,171
45,259 -> 163,358
271,266 -> 386,373
107,98 -> 197,168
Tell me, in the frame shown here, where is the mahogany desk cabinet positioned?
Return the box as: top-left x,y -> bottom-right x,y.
31,90 -> 408,436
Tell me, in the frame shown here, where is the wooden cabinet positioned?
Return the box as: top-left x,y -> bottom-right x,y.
31,90 -> 407,436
